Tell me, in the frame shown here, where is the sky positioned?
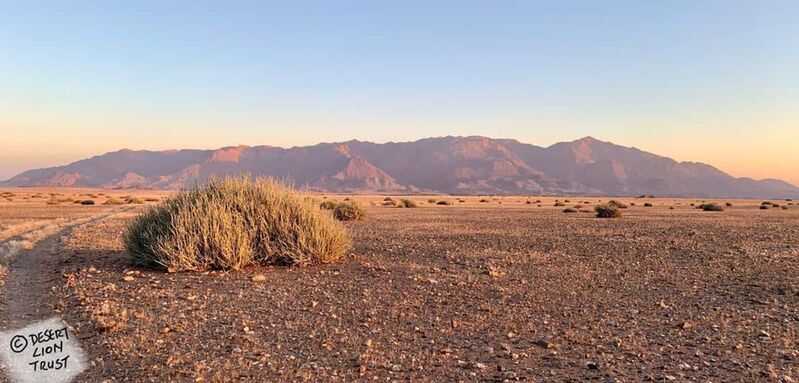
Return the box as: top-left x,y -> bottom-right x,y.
1,0 -> 798,184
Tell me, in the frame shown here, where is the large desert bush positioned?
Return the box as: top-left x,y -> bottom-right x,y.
595,204 -> 622,218
125,177 -> 351,271
333,201 -> 366,221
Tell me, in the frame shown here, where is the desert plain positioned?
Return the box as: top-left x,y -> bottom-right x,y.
0,188 -> 797,382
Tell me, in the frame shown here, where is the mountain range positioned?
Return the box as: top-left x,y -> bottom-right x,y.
3,136 -> 798,198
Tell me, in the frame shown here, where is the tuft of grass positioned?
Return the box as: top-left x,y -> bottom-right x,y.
334,201 -> 366,221
553,202 -> 566,207
595,204 -> 622,218
144,197 -> 160,202
397,199 -> 417,208
125,176 -> 351,271
699,203 -> 724,211
126,197 -> 145,204
643,202 -> 653,207
80,200 -> 96,205
319,200 -> 337,210
562,208 -> 579,213
436,200 -> 452,206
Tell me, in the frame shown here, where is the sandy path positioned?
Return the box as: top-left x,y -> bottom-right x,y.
0,209 -> 129,382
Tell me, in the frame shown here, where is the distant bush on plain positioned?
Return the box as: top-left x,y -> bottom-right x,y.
80,200 -> 96,205
595,204 -> 622,218
333,201 -> 366,221
103,197 -> 125,205
436,200 -> 452,206
125,177 -> 351,271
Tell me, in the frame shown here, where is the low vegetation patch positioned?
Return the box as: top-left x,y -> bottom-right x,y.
80,200 -> 96,205
436,200 -> 452,206
333,201 -> 366,221
643,202 -> 653,207
104,197 -> 125,205
125,177 -> 351,271
562,208 -> 578,213
595,204 -> 622,218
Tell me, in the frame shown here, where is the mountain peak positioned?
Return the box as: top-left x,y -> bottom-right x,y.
3,136 -> 797,198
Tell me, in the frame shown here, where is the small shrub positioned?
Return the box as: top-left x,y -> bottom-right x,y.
436,200 -> 452,206
553,202 -> 566,207
595,204 -> 622,218
760,205 -> 769,210
643,203 -> 653,207
782,205 -> 789,210
397,199 -> 417,208
125,177 -> 351,270
104,197 -> 125,205
334,201 -> 366,221
725,202 -> 733,207
699,203 -> 724,211
144,197 -> 160,202
46,199 -> 59,205
479,199 -> 489,203
562,208 -> 578,213
320,200 -> 337,210
428,199 -> 437,204
126,197 -> 145,204
80,200 -> 95,205
383,197 -> 394,202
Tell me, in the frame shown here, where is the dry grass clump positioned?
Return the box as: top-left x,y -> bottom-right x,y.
553,202 -> 566,207
333,201 -> 366,221
144,197 -> 160,202
397,199 -> 417,208
479,199 -> 489,203
562,207 -> 579,213
319,200 -> 337,210
595,204 -> 622,218
643,202 -> 653,207
125,177 -> 351,271
436,200 -> 452,206
125,197 -> 145,204
80,200 -> 96,205
699,203 -> 724,211
427,199 -> 438,204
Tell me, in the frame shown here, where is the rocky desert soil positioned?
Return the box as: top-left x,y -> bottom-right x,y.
0,191 -> 797,382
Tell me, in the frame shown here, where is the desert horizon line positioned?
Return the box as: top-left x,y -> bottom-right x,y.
7,134 -> 794,186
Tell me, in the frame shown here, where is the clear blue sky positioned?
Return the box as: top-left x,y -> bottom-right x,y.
1,0 -> 798,183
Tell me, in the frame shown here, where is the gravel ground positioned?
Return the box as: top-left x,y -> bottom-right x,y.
1,199 -> 797,382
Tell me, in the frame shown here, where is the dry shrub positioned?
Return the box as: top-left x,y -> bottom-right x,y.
125,197 -> 145,204
562,208 -> 578,213
436,200 -> 452,206
553,202 -> 566,207
428,199 -> 438,204
333,201 -> 366,221
479,199 -> 489,203
595,204 -> 622,218
125,177 -> 351,271
80,200 -> 96,205
643,202 -> 653,207
397,199 -> 417,208
104,197 -> 125,205
144,197 -> 160,202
